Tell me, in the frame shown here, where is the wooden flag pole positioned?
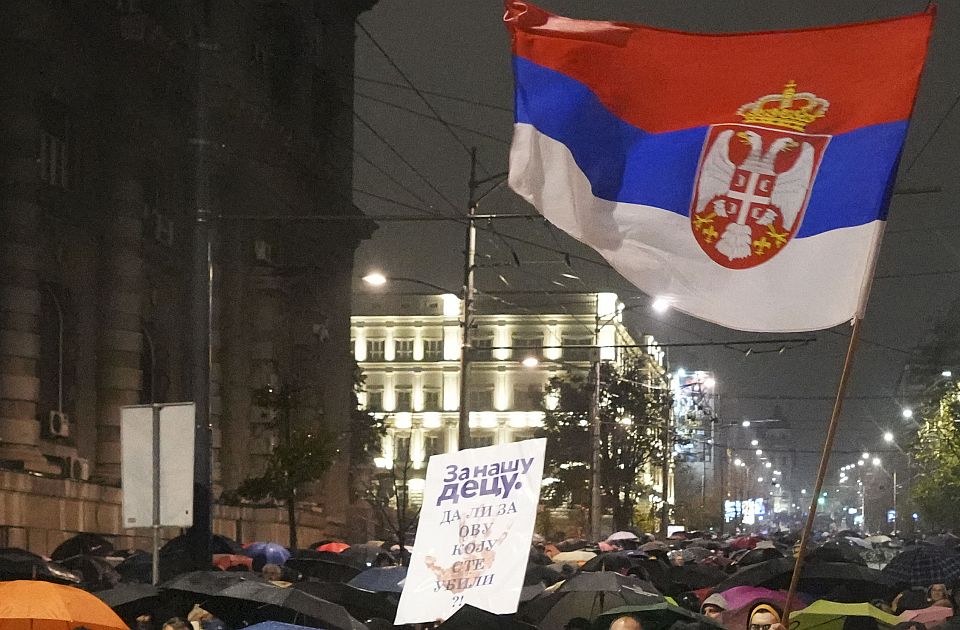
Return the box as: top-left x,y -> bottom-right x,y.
781,317 -> 863,624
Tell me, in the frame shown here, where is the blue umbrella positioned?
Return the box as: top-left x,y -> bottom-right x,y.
347,566 -> 407,593
244,542 -> 291,568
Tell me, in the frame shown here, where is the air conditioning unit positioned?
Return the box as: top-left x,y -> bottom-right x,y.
254,239 -> 273,265
46,411 -> 70,438
66,457 -> 90,481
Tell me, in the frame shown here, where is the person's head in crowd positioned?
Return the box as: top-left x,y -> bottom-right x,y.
374,552 -> 395,567
929,583 -> 952,606
565,618 -> 592,630
162,618 -> 190,630
610,616 -> 643,630
599,554 -> 633,576
261,563 -> 283,581
701,593 -> 728,620
748,603 -> 782,630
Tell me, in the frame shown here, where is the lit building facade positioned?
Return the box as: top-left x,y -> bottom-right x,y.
351,291 -> 669,506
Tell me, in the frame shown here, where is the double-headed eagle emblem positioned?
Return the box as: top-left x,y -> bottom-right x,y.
691,82 -> 831,269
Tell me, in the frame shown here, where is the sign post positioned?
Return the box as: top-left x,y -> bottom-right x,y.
121,403 -> 196,585
395,438 -> 546,625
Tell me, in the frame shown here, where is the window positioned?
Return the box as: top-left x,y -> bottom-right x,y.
366,390 -> 383,411
472,337 -> 494,360
424,435 -> 442,457
395,339 -> 414,361
472,435 -> 494,448
394,435 -> 411,461
562,336 -> 596,361
468,388 -> 493,411
395,389 -> 412,411
423,390 -> 441,411
366,340 -> 385,361
514,385 -> 543,410
512,333 -> 544,359
423,339 -> 443,361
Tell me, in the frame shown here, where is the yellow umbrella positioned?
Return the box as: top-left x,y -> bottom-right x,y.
553,550 -> 597,566
789,600 -> 900,630
0,580 -> 129,630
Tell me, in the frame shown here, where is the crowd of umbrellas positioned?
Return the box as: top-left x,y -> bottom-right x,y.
3,529 -> 960,630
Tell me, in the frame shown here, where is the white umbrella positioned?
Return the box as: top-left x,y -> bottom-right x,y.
866,535 -> 892,545
607,531 -> 640,542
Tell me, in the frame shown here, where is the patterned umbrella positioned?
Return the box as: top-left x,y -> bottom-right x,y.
881,544 -> 960,587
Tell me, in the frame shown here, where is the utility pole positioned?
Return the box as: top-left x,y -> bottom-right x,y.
458,150 -> 510,452
660,403 -> 672,537
188,34 -> 217,566
589,329 -> 602,541
458,149 -> 479,451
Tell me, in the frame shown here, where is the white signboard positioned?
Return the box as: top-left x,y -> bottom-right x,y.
121,403 -> 196,527
395,438 -> 546,625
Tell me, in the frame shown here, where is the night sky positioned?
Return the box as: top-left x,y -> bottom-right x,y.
349,0 -> 960,469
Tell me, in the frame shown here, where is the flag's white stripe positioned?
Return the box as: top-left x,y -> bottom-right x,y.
509,123 -> 882,333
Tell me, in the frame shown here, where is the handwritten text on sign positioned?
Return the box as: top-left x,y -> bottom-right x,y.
394,438 -> 546,624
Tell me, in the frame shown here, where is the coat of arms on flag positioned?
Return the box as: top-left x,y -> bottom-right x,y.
691,82 -> 830,269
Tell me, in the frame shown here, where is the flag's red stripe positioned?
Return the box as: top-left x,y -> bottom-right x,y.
505,1 -> 933,135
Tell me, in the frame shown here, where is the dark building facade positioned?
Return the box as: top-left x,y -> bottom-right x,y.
0,0 -> 375,551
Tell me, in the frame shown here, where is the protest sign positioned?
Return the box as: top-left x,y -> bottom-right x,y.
394,438 -> 546,624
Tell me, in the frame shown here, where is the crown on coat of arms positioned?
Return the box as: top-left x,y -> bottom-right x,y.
737,81 -> 829,132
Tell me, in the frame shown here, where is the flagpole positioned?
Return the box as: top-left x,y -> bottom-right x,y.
781,316 -> 863,623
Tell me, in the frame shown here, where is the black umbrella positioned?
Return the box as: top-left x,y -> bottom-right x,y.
51,533 -> 115,560
161,533 -> 243,556
162,569 -> 267,596
439,605 -> 537,629
0,547 -> 81,584
881,544 -> 960,587
204,579 -> 368,630
581,551 -> 647,573
347,566 -> 407,593
716,557 -> 897,601
285,556 -> 363,582
807,542 -> 866,565
117,549 -> 201,584
667,564 -> 726,592
60,554 -> 121,590
733,547 -> 784,567
94,583 -> 162,627
295,580 -> 398,623
520,572 -> 661,629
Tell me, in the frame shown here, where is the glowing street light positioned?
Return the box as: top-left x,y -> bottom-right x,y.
764,462 -> 772,469
734,458 -> 743,466
652,297 -> 670,313
756,449 -> 763,455
944,370 -> 953,378
902,408 -> 914,419
883,431 -> 895,443
521,356 -> 540,368
362,271 -> 388,286
861,452 -> 870,460
742,420 -> 751,427
751,439 -> 759,446
872,457 -> 882,467
704,377 -> 716,389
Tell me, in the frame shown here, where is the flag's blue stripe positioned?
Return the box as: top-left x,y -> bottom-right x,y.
513,55 -> 908,238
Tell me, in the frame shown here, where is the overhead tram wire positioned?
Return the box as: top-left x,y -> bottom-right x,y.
352,108 -> 463,214
355,91 -> 512,146
343,71 -> 515,113
356,21 -> 493,176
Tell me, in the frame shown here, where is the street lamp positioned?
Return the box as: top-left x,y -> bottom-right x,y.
902,408 -> 914,419
883,431 -> 895,443
652,297 -> 670,313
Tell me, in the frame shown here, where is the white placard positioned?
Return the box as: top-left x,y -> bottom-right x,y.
395,438 -> 546,625
121,403 -> 195,528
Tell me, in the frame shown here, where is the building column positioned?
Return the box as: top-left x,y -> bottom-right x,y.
95,180 -> 145,483
0,184 -> 47,470
0,101 -> 54,472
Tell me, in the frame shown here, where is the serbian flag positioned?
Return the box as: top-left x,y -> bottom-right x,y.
505,2 -> 933,332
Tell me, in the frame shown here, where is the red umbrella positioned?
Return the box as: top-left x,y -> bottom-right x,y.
315,542 -> 350,553
730,536 -> 762,550
212,554 -> 253,571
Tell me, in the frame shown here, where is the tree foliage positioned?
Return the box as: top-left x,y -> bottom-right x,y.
912,384 -> 960,530
539,357 -> 670,531
360,453 -> 421,565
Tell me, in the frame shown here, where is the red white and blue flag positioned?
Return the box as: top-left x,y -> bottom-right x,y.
505,2 -> 933,332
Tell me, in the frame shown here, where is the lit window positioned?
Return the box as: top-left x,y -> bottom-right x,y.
395,339 -> 414,361
366,340 -> 385,361
423,339 -> 443,361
